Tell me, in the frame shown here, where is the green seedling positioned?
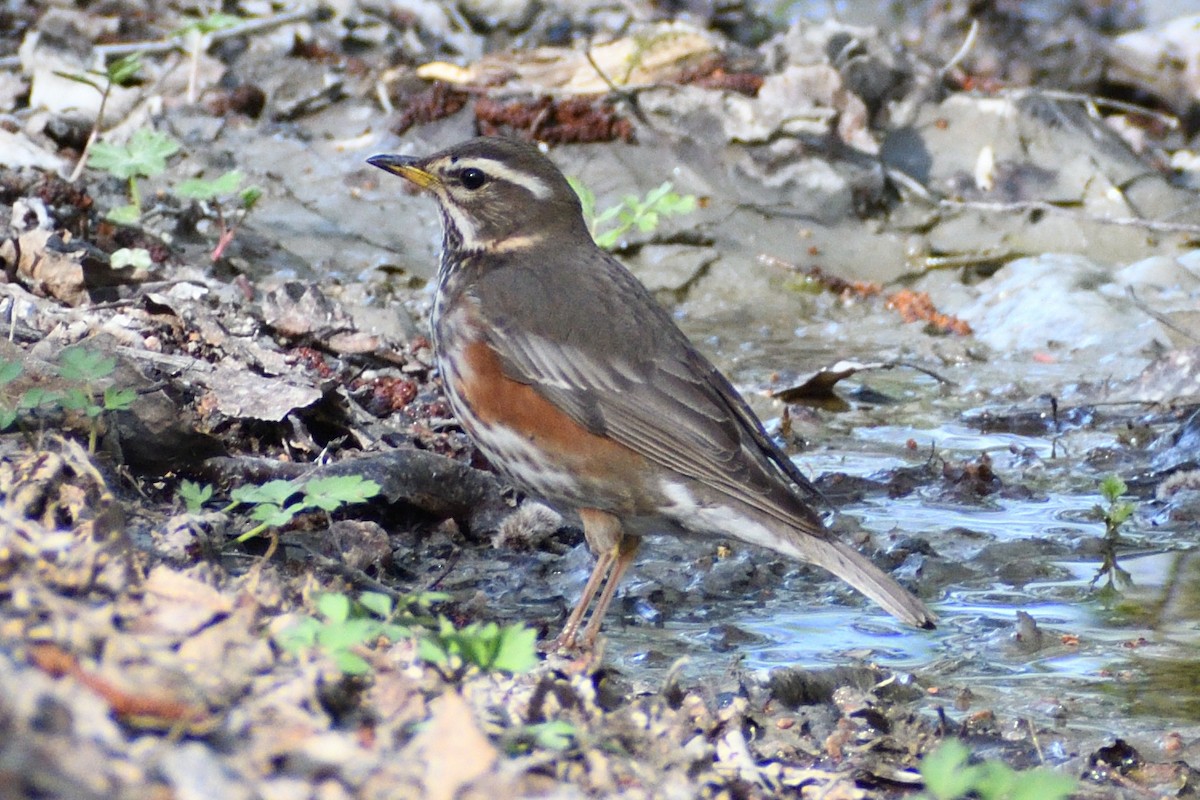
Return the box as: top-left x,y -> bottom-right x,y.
505,720 -> 578,755
57,346 -> 136,453
110,247 -> 153,270
277,591 -> 420,675
919,739 -> 1076,800
417,617 -> 538,678
89,127 -> 181,223
0,359 -> 25,430
0,348 -> 134,451
58,53 -> 144,182
229,474 -> 381,542
178,479 -> 214,513
1091,474 -> 1136,595
176,170 -> 263,260
173,12 -> 243,103
568,177 -> 698,250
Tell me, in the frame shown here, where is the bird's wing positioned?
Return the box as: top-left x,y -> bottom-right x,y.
467,247 -> 938,631
470,247 -> 827,535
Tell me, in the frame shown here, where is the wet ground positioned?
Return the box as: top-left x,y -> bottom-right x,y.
5,0 -> 1200,796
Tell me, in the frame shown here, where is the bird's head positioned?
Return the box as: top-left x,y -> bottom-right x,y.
368,137 -> 589,254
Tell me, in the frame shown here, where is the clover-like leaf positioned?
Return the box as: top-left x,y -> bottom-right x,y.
90,128 -> 180,180
177,170 -> 244,200
301,475 -> 381,512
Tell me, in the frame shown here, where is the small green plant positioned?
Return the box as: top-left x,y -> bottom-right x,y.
0,360 -> 25,430
418,617 -> 538,677
229,474 -> 382,542
57,347 -> 137,452
89,127 -> 181,223
505,720 -> 578,755
919,739 -> 1076,800
172,12 -> 243,103
277,588 -> 539,678
178,479 -> 214,513
110,247 -> 153,270
568,177 -> 698,249
1091,474 -> 1136,594
176,170 -> 263,260
58,53 -> 144,182
277,591 -> 423,675
0,348 -> 135,452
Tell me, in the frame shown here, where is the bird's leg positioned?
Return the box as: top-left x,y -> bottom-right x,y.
552,508 -> 622,651
580,533 -> 640,648
553,548 -> 615,650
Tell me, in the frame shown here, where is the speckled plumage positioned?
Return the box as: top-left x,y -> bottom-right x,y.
369,137 -> 935,648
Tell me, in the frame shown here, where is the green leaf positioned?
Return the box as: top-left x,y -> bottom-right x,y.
490,623 -> 538,673
176,170 -> 244,200
89,128 -> 180,180
249,501 -> 302,527
107,204 -> 141,224
527,720 -> 576,751
301,475 -> 381,511
54,70 -> 102,91
378,622 -> 411,641
1100,474 -> 1127,503
594,228 -> 621,249
579,178 -> 698,251
173,12 -> 243,36
59,347 -> 116,382
417,636 -> 451,666
973,760 -> 1015,800
1007,769 -> 1077,800
18,387 -> 59,409
316,618 -> 376,650
0,360 -> 22,385
277,617 -> 322,651
566,176 -> 596,226
103,386 -> 136,411
0,407 -> 16,430
178,480 -> 214,513
317,593 -> 352,624
358,592 -> 393,618
333,650 -> 372,675
110,247 -> 153,269
240,186 -> 263,210
60,386 -> 93,413
233,479 -> 299,507
106,53 -> 143,86
920,740 -> 977,800
1109,501 -> 1135,527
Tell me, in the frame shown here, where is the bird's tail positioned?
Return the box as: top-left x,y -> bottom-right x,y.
773,534 -> 937,629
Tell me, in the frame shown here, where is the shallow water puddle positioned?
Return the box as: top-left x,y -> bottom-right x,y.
600,411 -> 1200,744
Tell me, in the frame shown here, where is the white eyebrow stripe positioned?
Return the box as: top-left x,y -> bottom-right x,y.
451,157 -> 553,200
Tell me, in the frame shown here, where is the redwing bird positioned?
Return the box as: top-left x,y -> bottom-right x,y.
368,137 -> 935,648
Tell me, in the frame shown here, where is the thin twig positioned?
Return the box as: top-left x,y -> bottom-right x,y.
940,19 -> 979,77
68,78 -> 114,183
94,7 -> 316,58
584,46 -> 651,126
1013,87 -> 1180,130
1126,286 -> 1200,343
297,543 -> 405,599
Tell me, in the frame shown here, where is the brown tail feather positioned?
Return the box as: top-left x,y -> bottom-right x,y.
773,535 -> 936,629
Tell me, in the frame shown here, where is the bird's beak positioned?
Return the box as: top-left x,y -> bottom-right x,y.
367,154 -> 439,190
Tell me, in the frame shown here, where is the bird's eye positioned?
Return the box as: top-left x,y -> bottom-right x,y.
459,168 -> 487,190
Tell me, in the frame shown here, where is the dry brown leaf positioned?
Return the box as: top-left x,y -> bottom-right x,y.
137,565 -> 233,636
414,691 -> 500,800
417,21 -> 719,95
3,229 -> 88,306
